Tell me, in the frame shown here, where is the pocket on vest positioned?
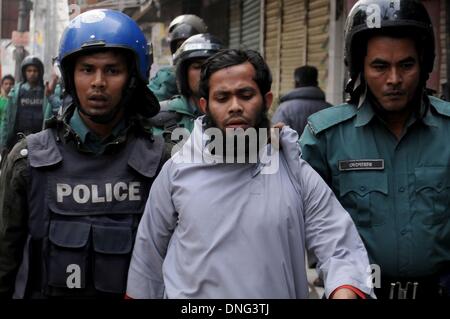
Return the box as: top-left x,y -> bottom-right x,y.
47,220 -> 90,289
92,224 -> 133,294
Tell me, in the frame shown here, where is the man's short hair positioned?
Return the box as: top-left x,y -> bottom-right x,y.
1,74 -> 15,84
294,66 -> 318,87
199,49 -> 272,100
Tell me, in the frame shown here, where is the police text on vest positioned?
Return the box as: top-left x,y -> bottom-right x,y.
56,182 -> 142,204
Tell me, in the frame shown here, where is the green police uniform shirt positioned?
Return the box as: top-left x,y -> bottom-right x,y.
69,109 -> 126,155
148,66 -> 178,101
300,95 -> 450,279
152,95 -> 201,136
0,96 -> 8,130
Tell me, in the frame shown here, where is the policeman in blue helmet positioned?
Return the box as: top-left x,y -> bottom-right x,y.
0,9 -> 168,298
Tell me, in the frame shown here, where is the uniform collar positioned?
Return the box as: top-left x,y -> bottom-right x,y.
421,96 -> 439,128
354,98 -> 375,127
354,93 -> 433,128
69,108 -> 127,148
169,95 -> 201,117
69,109 -> 91,144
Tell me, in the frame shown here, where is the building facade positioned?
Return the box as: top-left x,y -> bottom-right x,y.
3,0 -> 447,105
127,0 -> 448,106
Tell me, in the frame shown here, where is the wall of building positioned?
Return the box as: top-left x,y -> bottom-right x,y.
264,0 -> 330,108
29,0 -> 70,82
1,0 -> 23,39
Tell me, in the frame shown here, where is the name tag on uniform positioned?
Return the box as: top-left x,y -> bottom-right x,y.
338,159 -> 384,171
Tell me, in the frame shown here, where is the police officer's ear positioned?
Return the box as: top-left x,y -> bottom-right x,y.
199,97 -> 208,114
264,91 -> 273,111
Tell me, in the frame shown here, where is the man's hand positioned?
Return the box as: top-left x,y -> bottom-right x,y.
45,74 -> 59,97
272,122 -> 286,130
269,122 -> 286,149
330,288 -> 359,299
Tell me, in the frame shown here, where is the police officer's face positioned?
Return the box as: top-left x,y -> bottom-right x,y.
199,62 -> 273,131
364,36 -> 420,112
187,59 -> 204,97
25,65 -> 39,85
1,79 -> 14,95
74,51 -> 129,119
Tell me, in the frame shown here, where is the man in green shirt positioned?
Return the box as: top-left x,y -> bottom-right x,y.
0,57 -> 54,153
149,14 -> 208,101
151,33 -> 224,135
0,75 -> 15,128
300,0 -> 449,299
0,75 -> 14,165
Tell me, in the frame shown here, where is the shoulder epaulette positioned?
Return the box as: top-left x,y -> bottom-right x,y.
159,99 -> 171,112
429,96 -> 450,117
7,138 -> 29,164
26,129 -> 62,168
306,103 -> 357,135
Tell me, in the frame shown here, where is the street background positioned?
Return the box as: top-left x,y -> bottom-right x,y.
1,0 -> 448,112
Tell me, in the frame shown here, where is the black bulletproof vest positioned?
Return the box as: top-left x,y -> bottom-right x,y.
149,100 -> 182,131
13,128 -> 164,298
14,85 -> 44,137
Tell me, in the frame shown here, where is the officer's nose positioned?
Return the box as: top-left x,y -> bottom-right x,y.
387,67 -> 402,86
228,96 -> 243,114
91,70 -> 106,89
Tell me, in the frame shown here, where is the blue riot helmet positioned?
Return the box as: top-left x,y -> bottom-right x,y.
58,9 -> 159,121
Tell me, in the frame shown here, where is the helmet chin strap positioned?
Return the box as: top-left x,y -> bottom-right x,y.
77,75 -> 137,124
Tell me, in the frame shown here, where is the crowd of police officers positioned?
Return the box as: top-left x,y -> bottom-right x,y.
0,0 -> 448,299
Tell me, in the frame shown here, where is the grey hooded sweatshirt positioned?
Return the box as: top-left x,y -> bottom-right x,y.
272,86 -> 331,136
126,117 -> 375,299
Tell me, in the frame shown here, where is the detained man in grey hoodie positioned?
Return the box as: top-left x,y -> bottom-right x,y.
126,50 -> 375,299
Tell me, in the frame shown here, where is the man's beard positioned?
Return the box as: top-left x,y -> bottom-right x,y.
202,102 -> 271,163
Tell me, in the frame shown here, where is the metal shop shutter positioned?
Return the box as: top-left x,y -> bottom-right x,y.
280,0 -> 306,96
229,0 -> 262,51
228,0 -> 242,49
264,0 -> 281,98
264,0 -> 306,102
306,0 -> 330,90
241,0 -> 262,51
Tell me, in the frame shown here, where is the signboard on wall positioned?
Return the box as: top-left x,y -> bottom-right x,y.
11,31 -> 29,47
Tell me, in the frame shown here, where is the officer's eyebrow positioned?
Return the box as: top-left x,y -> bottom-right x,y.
370,56 -> 416,65
369,58 -> 389,65
74,62 -> 93,70
397,56 -> 417,64
77,61 -> 125,68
